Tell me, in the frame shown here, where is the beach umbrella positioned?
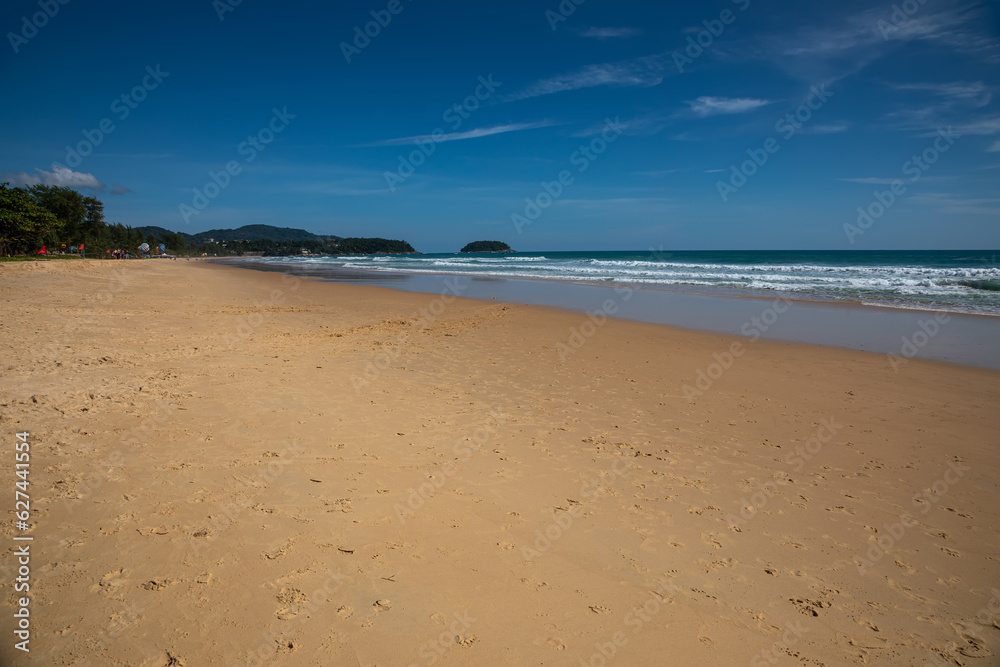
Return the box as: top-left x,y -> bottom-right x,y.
139,243 -> 150,253
158,244 -> 166,252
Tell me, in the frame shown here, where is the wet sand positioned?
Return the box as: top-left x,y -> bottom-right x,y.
223,258 -> 1000,370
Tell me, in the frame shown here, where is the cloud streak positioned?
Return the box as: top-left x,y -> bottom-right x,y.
685,96 -> 771,116
720,2 -> 1000,86
891,81 -> 992,107
580,27 -> 643,39
365,121 -> 554,147
840,177 -> 904,185
507,55 -> 670,101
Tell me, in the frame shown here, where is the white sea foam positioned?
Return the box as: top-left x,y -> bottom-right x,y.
249,253 -> 1000,315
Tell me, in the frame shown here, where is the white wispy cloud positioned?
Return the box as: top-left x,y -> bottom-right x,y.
633,168 -> 685,176
3,164 -> 106,190
882,77 -> 997,140
720,3 -> 1000,85
507,55 -> 669,101
879,4 -> 999,60
580,27 -> 643,39
364,121 -> 553,147
953,117 -> 1000,136
908,192 -> 1000,214
892,81 -> 992,107
841,176 -> 956,184
557,197 -> 674,207
685,96 -> 771,117
840,177 -> 904,185
805,122 -> 850,134
987,140 -> 1000,152
904,116 -> 1000,147
290,184 -> 386,196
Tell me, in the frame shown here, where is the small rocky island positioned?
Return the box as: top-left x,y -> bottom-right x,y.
460,240 -> 513,253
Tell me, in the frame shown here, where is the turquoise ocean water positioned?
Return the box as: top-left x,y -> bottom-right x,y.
251,250 -> 1000,316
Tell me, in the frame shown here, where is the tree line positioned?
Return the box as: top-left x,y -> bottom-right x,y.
0,182 -> 160,257
0,183 -> 418,257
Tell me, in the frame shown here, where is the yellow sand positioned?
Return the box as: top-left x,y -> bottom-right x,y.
1,259 -> 998,666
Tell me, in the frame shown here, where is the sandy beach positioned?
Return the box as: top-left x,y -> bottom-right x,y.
2,259 -> 999,666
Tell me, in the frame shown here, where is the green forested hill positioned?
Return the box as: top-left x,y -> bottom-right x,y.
0,182 -> 416,257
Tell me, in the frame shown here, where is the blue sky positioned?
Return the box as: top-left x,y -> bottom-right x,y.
2,0 -> 998,252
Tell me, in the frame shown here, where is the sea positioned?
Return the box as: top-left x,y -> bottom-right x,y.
247,249 -> 1000,317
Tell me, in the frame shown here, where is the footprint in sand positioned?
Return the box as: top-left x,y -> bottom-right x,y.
701,533 -> 723,549
520,577 -> 548,590
892,558 -> 918,574
857,619 -> 880,632
790,598 -> 829,617
275,587 -> 308,620
264,543 -> 291,560
276,608 -> 299,621
276,587 -> 307,604
337,606 -> 353,619
942,506 -> 973,519
97,569 -> 129,595
952,623 -> 992,658
142,578 -> 176,591
708,558 -> 736,570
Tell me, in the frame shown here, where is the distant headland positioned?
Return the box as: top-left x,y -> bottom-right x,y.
0,182 -> 422,258
138,224 -> 417,256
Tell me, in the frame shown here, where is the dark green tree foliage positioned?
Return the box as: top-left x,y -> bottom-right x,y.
27,185 -> 86,240
83,197 -> 105,238
460,240 -> 512,252
0,184 -> 417,257
0,183 -> 60,254
188,224 -> 329,243
333,238 -> 416,254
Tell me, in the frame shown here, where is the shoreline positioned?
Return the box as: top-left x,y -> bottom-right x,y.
215,248 -> 1000,318
218,255 -> 1000,318
217,258 -> 1000,370
2,259 -> 998,665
